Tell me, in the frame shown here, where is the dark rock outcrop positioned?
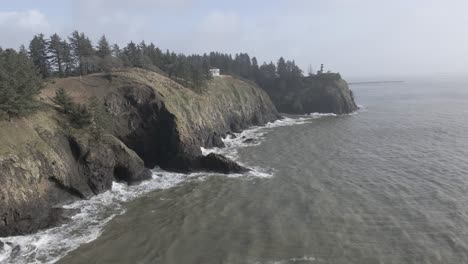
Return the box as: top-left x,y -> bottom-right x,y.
266,73 -> 358,115
197,153 -> 249,174
243,138 -> 256,144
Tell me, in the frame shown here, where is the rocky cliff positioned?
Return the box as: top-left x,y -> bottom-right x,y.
267,73 -> 358,115
0,68 -> 280,237
0,109 -> 151,237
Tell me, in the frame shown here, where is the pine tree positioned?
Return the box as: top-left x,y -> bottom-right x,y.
52,87 -> 73,114
29,34 -> 50,78
19,45 -> 28,55
68,31 -> 95,75
96,35 -> 111,58
252,57 -> 260,82
82,36 -> 97,74
61,40 -> 73,76
70,104 -> 91,128
0,49 -> 43,120
48,33 -> 65,76
237,53 -> 251,79
137,41 -> 155,71
277,57 -> 288,79
95,36 -> 121,75
52,87 -> 93,128
202,57 -> 211,80
174,54 -> 189,80
111,44 -> 121,57
123,41 -> 139,67
68,30 -> 83,74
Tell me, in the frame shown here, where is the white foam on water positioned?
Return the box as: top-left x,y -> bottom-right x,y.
201,114 -> 341,178
251,255 -> 321,264
201,116 -> 315,158
0,169 -> 202,264
0,113 -> 344,264
356,104 -> 367,113
289,256 -> 320,262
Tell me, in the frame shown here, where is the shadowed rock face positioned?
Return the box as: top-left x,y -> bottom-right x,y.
0,116 -> 151,237
266,75 -> 358,115
0,68 -> 280,237
101,69 -> 280,172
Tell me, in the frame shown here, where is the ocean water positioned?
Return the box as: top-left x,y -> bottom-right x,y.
2,77 -> 468,263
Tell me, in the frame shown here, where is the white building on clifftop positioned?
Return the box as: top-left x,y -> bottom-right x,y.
209,68 -> 220,77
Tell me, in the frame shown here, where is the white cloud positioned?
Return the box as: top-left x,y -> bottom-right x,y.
0,10 -> 49,30
67,0 -> 194,46
73,0 -> 193,12
0,10 -> 51,48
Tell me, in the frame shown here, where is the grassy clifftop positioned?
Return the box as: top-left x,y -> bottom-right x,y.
41,69 -> 279,162
109,69 -> 278,144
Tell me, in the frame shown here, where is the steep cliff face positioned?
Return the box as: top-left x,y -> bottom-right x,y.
42,69 -> 279,171
0,68 -> 280,237
267,74 -> 358,115
0,109 -> 150,237
102,70 -> 280,170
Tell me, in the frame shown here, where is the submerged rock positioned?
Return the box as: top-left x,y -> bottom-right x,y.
243,138 -> 256,144
226,131 -> 237,139
198,153 -> 249,174
0,240 -> 4,252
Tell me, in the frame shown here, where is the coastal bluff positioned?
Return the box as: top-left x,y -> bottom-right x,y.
0,68 -> 280,237
267,73 -> 358,115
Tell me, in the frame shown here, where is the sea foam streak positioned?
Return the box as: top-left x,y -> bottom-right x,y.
0,170 -> 200,264
201,114 -> 339,178
0,114 -> 339,264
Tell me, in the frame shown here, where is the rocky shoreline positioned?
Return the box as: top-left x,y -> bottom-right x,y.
0,69 -> 280,237
0,68 -> 357,238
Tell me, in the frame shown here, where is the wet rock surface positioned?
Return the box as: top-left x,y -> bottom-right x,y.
198,153 -> 249,174
243,138 -> 256,144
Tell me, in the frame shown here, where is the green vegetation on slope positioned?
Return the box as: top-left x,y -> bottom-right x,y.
0,48 -> 43,121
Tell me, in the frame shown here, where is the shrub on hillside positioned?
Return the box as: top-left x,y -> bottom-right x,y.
53,88 -> 92,129
69,104 -> 92,128
52,87 -> 73,114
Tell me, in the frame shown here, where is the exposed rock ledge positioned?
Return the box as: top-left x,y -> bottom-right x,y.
0,68 -> 280,237
266,73 -> 359,115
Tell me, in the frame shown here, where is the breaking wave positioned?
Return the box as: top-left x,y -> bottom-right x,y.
0,113 -> 340,264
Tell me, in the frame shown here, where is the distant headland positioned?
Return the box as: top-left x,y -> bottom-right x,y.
348,81 -> 405,85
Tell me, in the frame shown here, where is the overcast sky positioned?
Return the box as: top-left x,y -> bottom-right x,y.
1,0 -> 467,78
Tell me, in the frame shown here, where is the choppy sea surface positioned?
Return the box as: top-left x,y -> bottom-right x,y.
2,76 -> 468,264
